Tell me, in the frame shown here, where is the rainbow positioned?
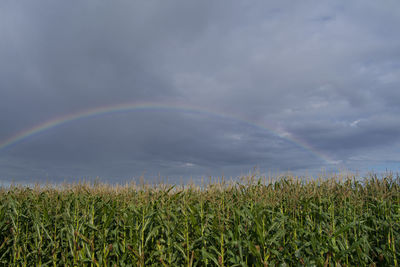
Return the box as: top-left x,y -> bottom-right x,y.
0,102 -> 336,164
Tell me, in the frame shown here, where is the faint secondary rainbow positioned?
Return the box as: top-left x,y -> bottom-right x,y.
0,102 -> 336,164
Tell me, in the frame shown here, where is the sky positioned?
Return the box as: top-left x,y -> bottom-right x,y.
1,1 -> 400,185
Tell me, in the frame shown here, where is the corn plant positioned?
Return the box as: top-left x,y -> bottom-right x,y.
0,173 -> 399,266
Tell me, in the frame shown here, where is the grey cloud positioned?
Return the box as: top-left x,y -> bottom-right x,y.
288,115 -> 400,158
1,1 -> 400,184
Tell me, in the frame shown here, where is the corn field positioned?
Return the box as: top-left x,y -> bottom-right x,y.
0,173 -> 399,266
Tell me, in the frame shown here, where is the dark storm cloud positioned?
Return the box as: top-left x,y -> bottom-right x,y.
288,115 -> 400,152
1,0 -> 400,184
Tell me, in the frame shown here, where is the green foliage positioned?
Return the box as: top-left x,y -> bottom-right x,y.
0,173 -> 399,266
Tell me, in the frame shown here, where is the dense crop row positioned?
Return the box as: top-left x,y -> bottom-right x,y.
0,174 -> 399,266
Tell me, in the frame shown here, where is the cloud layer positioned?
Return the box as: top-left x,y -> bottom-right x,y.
1,1 -> 400,183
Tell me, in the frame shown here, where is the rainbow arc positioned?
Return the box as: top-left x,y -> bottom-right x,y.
0,102 -> 336,165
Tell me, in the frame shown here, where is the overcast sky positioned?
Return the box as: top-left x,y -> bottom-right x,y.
1,1 -> 400,185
